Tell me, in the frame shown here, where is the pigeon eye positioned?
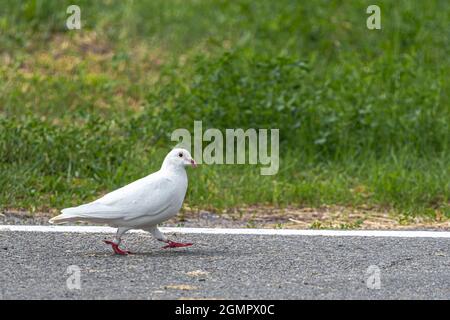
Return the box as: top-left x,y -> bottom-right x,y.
178,153 -> 183,158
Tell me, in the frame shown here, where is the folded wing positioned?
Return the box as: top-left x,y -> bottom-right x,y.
50,172 -> 177,224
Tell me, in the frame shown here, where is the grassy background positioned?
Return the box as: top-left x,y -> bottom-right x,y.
0,0 -> 449,217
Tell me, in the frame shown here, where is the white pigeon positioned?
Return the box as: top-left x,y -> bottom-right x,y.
49,148 -> 197,255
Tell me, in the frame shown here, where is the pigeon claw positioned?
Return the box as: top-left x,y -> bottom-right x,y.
162,240 -> 193,249
104,240 -> 133,255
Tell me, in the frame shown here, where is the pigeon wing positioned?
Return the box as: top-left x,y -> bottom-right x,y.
63,172 -> 177,221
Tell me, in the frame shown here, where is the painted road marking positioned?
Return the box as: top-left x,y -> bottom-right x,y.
0,225 -> 449,238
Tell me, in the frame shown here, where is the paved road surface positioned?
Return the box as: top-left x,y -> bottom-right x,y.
0,228 -> 449,299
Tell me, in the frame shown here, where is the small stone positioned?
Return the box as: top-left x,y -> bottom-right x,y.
164,284 -> 198,291
186,270 -> 209,277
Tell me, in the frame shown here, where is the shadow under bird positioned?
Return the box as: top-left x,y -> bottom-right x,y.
49,148 -> 197,255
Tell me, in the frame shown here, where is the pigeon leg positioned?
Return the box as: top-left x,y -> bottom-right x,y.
103,240 -> 133,255
104,227 -> 133,255
161,240 -> 193,249
146,226 -> 193,249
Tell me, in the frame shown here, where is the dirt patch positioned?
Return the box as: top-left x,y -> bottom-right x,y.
176,205 -> 449,230
1,205 -> 448,230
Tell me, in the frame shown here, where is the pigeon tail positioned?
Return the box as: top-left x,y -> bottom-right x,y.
49,207 -> 81,224
49,214 -> 74,224
49,206 -> 99,224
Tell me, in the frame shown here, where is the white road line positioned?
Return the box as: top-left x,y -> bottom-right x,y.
0,225 -> 449,238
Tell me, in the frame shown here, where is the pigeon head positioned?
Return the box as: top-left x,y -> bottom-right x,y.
162,148 -> 197,170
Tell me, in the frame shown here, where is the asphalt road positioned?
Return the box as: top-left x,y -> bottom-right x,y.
0,230 -> 449,299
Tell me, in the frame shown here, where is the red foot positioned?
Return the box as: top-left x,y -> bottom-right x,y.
162,240 -> 193,249
104,240 -> 133,255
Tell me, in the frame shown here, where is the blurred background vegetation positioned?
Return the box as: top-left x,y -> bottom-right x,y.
0,0 -> 448,218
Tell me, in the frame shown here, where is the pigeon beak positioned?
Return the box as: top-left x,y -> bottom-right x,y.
190,159 -> 197,168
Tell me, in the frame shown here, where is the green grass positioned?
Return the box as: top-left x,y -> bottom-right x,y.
0,0 -> 449,217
